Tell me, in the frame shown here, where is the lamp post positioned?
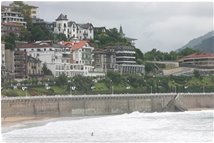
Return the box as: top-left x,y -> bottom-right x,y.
22,87 -> 27,97
71,86 -> 76,95
150,86 -> 153,94
203,86 -> 205,93
110,80 -> 113,95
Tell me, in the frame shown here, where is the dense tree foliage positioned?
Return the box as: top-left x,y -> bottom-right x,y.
10,1 -> 33,30
2,33 -> 17,50
94,28 -> 131,48
42,64 -> 53,75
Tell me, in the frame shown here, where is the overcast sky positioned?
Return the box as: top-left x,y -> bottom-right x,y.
2,1 -> 213,52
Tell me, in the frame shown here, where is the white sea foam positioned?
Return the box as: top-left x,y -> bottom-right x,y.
2,110 -> 214,143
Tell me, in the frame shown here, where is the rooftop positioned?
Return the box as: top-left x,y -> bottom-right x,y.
63,41 -> 88,50
180,53 -> 214,61
56,14 -> 68,21
16,42 -> 52,48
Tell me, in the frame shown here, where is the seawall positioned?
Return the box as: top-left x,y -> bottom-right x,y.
1,93 -> 214,118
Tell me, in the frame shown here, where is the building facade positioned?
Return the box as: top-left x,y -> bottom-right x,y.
1,22 -> 23,36
27,56 -> 43,79
94,45 -> 145,74
14,50 -> 28,79
53,14 -> 94,40
179,53 -> 214,69
16,41 -> 103,77
1,5 -> 27,27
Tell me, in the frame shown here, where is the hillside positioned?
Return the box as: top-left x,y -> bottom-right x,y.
177,31 -> 214,53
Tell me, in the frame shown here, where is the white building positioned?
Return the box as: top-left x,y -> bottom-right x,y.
54,14 -> 94,40
16,41 -> 104,77
1,5 -> 27,27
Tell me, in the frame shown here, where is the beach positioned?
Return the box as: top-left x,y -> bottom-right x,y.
2,110 -> 213,143
1,116 -> 55,127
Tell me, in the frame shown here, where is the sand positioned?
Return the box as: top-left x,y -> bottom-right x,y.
1,116 -> 55,127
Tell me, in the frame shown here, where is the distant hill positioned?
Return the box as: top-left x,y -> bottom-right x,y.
177,31 -> 214,53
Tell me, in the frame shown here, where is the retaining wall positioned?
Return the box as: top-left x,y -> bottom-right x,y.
1,93 -> 214,117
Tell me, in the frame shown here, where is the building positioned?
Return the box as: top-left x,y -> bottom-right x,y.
32,18 -> 54,32
5,49 -> 15,81
29,5 -> 38,18
1,5 -> 27,27
27,56 -> 43,79
119,25 -> 137,46
179,53 -> 214,69
53,14 -> 94,40
94,27 -> 107,33
94,45 -> 145,74
93,48 -> 117,72
114,46 -> 136,65
1,43 -> 6,83
16,41 -> 63,76
114,45 -> 144,74
59,40 -> 104,77
16,41 -> 103,77
1,22 -> 23,36
14,50 -> 28,79
63,40 -> 94,65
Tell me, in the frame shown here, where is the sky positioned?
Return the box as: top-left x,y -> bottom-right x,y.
2,1 -> 213,52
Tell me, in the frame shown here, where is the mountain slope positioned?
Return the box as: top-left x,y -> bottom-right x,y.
177,31 -> 214,53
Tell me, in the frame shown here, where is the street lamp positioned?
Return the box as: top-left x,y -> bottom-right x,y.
70,86 -> 76,95
203,86 -> 205,93
22,87 -> 27,97
150,86 -> 153,94
110,80 -> 113,95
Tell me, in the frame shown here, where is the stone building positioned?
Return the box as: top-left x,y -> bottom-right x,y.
27,56 -> 43,79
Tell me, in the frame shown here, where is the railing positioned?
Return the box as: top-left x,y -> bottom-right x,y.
2,93 -> 214,101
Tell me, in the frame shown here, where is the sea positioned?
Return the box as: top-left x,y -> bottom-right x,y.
1,110 -> 214,143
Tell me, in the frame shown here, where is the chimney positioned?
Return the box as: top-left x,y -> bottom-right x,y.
65,15 -> 67,19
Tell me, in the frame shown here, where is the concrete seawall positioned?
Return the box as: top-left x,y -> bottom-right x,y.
1,93 -> 214,118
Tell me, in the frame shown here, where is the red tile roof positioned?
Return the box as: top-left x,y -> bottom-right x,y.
180,53 -> 214,60
63,41 -> 88,50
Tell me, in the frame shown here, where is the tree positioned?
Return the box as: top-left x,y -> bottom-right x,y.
31,25 -> 47,41
55,73 -> 67,86
2,33 -> 17,50
42,64 -> 52,75
19,27 -> 31,41
178,47 -> 199,58
56,33 -> 67,41
10,1 -> 33,30
193,70 -> 200,78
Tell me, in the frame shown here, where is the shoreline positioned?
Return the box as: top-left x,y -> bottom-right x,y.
2,108 -> 213,128
1,116 -> 57,128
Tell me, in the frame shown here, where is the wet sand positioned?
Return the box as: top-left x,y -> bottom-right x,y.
1,116 -> 55,127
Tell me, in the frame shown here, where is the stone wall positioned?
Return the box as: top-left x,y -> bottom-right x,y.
2,93 -> 214,118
